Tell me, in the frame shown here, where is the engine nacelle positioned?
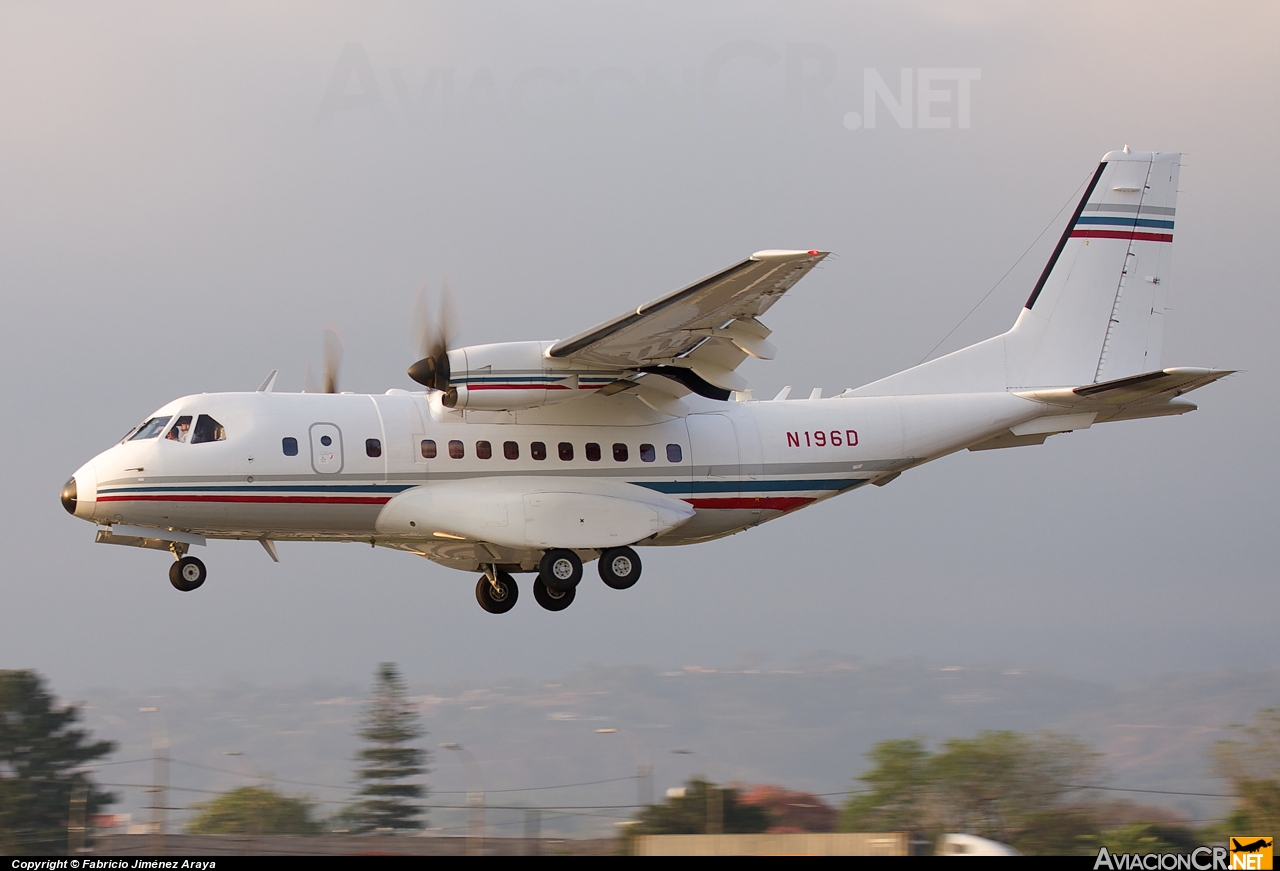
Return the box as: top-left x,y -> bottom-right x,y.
444,341 -> 619,411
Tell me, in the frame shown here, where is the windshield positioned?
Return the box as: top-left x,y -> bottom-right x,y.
128,416 -> 172,441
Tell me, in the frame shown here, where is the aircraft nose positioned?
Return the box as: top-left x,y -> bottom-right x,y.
61,477 -> 78,515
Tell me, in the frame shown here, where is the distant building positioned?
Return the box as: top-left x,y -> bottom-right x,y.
736,785 -> 837,833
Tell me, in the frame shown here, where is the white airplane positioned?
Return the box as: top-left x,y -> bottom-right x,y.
62,149 -> 1230,614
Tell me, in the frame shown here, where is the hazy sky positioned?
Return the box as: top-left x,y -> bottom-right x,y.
2,1 -> 1276,693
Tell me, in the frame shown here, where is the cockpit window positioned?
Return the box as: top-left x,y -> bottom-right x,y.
129,416 -> 172,441
165,416 -> 193,442
190,415 -> 226,444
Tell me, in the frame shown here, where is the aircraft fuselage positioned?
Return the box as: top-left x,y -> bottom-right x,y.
66,388 -> 1038,572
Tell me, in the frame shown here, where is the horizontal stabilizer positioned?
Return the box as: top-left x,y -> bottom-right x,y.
971,367 -> 1232,451
1015,367 -> 1233,410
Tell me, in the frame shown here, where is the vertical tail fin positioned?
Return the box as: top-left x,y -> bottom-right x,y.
1010,149 -> 1179,387
852,149 -> 1181,396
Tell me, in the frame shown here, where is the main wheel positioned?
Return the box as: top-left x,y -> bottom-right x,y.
169,556 -> 207,592
533,576 -> 575,611
538,549 -> 583,593
475,572 -> 518,614
598,546 -> 642,590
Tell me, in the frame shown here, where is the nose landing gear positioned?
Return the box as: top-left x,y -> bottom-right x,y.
169,556 -> 207,592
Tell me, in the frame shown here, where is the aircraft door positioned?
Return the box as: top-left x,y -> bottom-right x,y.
309,423 -> 344,474
686,413 -> 740,498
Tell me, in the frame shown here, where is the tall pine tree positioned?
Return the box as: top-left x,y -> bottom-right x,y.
351,663 -> 427,831
0,670 -> 117,854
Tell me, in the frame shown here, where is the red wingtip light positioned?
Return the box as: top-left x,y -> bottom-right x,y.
807,250 -> 820,256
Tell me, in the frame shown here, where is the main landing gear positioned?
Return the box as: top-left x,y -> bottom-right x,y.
598,546 -> 641,590
476,568 -> 518,614
473,547 -> 645,614
533,576 -> 574,611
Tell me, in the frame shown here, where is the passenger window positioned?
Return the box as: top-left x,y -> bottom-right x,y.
531,442 -> 547,461
666,444 -> 683,463
366,438 -> 382,458
613,443 -> 629,462
503,441 -> 519,460
129,416 -> 172,441
558,442 -> 574,461
585,443 -> 601,462
421,439 -> 437,459
476,440 -> 492,460
640,443 -> 656,462
282,437 -> 299,457
165,416 -> 193,442
448,439 -> 464,459
191,415 -> 226,444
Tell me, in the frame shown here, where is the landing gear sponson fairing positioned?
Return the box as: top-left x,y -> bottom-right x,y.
62,150 -> 1231,613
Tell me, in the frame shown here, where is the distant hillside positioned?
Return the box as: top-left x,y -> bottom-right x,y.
75,658 -> 1276,837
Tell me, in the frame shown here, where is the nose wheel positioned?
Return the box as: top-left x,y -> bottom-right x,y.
476,570 -> 518,614
169,556 -> 207,592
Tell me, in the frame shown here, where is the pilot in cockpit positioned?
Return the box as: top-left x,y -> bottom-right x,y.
166,415 -> 192,442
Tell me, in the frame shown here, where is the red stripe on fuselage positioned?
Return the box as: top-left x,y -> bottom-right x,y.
686,496 -> 814,511
1070,229 -> 1173,242
97,494 -> 391,505
466,384 -> 572,390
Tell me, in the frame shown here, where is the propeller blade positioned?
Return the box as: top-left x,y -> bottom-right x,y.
439,276 -> 460,352
407,277 -> 461,402
322,326 -> 343,394
410,283 -> 433,361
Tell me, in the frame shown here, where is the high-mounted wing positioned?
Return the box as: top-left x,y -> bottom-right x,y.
548,249 -> 828,394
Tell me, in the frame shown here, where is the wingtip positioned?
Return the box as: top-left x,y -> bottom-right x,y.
750,249 -> 830,261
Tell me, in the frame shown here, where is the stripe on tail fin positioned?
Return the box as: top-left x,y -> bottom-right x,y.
850,150 -> 1191,399
1012,150 -> 1180,388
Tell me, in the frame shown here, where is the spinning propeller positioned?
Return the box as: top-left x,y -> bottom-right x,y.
407,278 -> 461,406
303,326 -> 344,393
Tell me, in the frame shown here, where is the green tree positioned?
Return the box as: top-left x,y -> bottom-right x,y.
633,778 -> 770,834
841,738 -> 931,833
349,663 -> 427,832
929,730 -> 1100,850
0,670 -> 117,854
186,786 -> 322,835
841,731 -> 1102,855
1212,708 -> 1280,835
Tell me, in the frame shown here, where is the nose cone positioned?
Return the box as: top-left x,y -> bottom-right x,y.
62,462 -> 98,520
61,477 -> 77,514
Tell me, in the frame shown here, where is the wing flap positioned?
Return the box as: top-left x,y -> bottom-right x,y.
548,250 -> 827,368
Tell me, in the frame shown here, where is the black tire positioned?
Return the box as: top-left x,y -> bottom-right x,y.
169,556 -> 207,592
538,549 -> 583,593
533,576 -> 575,612
475,572 -> 518,614
598,546 -> 642,590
